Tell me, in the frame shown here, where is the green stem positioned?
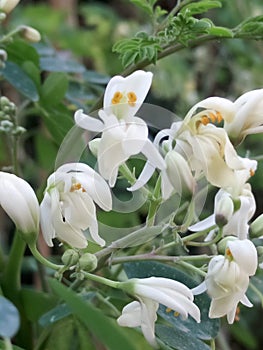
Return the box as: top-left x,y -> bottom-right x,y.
146,175 -> 162,227
28,244 -> 63,271
81,271 -> 120,289
119,163 -> 150,197
110,253 -> 213,265
178,260 -> 207,277
3,338 -> 13,350
1,232 -> 26,296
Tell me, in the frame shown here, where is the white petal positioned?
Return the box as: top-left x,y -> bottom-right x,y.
191,281 -> 207,295
122,117 -> 148,155
127,161 -> 155,192
40,192 -> 55,246
189,215 -> 215,232
104,70 -> 153,118
228,239 -> 258,276
74,109 -> 104,132
117,301 -> 142,327
141,139 -> 166,170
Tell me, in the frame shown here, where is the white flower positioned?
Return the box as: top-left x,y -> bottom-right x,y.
191,89 -> 263,144
192,239 -> 257,323
189,183 -> 256,240
118,277 -> 200,348
40,163 -> 112,249
75,70 -> 165,187
0,171 -> 39,235
0,0 -> 20,13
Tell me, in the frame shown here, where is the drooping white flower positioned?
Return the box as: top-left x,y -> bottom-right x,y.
192,239 -> 257,323
0,0 -> 20,13
40,163 -> 112,249
189,183 -> 256,240
118,277 -> 200,348
75,70 -> 165,187
190,89 -> 263,144
0,171 -> 39,235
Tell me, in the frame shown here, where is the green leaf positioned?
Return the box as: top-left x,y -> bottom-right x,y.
130,0 -> 155,16
22,61 -> 41,90
1,61 -> 39,101
0,296 -> 20,338
5,40 -> 39,67
208,26 -> 233,37
83,70 -> 110,85
156,324 -> 210,350
41,72 -> 69,107
0,340 -> 25,350
40,56 -> 85,73
49,279 -> 138,350
20,289 -> 58,322
181,0 -> 222,16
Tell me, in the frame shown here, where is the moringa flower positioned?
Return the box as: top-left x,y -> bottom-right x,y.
190,89 -> 263,145
118,277 -> 200,348
192,239 -> 257,324
75,70 -> 165,187
40,163 -> 112,249
0,171 -> 39,236
189,183 -> 256,240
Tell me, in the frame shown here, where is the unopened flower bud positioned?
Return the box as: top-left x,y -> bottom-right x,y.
165,150 -> 195,197
20,26 -> 41,43
0,49 -> 7,61
215,192 -> 234,228
250,214 -> 263,238
0,172 -> 39,243
89,138 -> 100,157
78,253 -> 97,271
0,0 -> 20,14
61,249 -> 79,266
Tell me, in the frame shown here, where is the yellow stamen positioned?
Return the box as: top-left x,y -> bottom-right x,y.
174,311 -> 180,317
201,116 -> 210,125
70,182 -> 86,192
127,91 -> 137,107
166,307 -> 172,313
234,306 -> 240,322
250,169 -> 255,177
208,112 -> 216,123
226,247 -> 233,259
111,91 -> 123,105
216,111 -> 223,123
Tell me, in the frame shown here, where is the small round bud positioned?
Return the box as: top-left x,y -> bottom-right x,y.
217,236 -> 237,255
215,194 -> 234,228
61,249 -> 79,266
78,253 -> 98,272
0,49 -> 7,61
0,96 -> 10,107
20,26 -> 41,43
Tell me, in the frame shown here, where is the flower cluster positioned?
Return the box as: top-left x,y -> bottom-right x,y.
0,70 -> 263,348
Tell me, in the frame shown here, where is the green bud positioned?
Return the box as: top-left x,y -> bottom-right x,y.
250,214 -> 263,238
78,253 -> 98,272
61,249 -> 79,266
217,236 -> 237,255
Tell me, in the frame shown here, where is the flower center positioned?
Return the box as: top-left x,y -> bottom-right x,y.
111,91 -> 137,107
225,247 -> 234,261
195,111 -> 223,129
70,182 -> 86,192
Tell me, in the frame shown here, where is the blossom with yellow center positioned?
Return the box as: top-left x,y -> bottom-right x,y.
75,70 -> 165,187
40,163 -> 112,249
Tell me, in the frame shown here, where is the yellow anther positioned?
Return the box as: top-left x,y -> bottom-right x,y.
201,116 -> 210,125
111,91 -> 123,105
250,169 -> 255,177
226,247 -> 233,259
166,307 -> 172,313
127,91 -> 137,107
208,112 -> 216,123
70,182 -> 86,192
216,111 -> 223,123
174,311 -> 180,317
234,306 -> 240,322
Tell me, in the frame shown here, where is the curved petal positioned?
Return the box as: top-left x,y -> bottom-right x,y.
228,239 -> 258,275
40,192 -> 55,247
74,109 -> 104,132
104,70 -> 153,118
117,301 -> 142,327
189,215 -> 215,232
141,139 -> 166,170
128,161 -> 155,192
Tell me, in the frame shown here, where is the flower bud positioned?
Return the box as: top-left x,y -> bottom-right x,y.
250,214 -> 263,238
61,249 -> 79,266
20,26 -> 41,42
165,150 -> 195,197
0,172 -> 39,241
78,253 -> 98,272
89,138 -> 101,157
215,192 -> 234,228
0,0 -> 20,14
